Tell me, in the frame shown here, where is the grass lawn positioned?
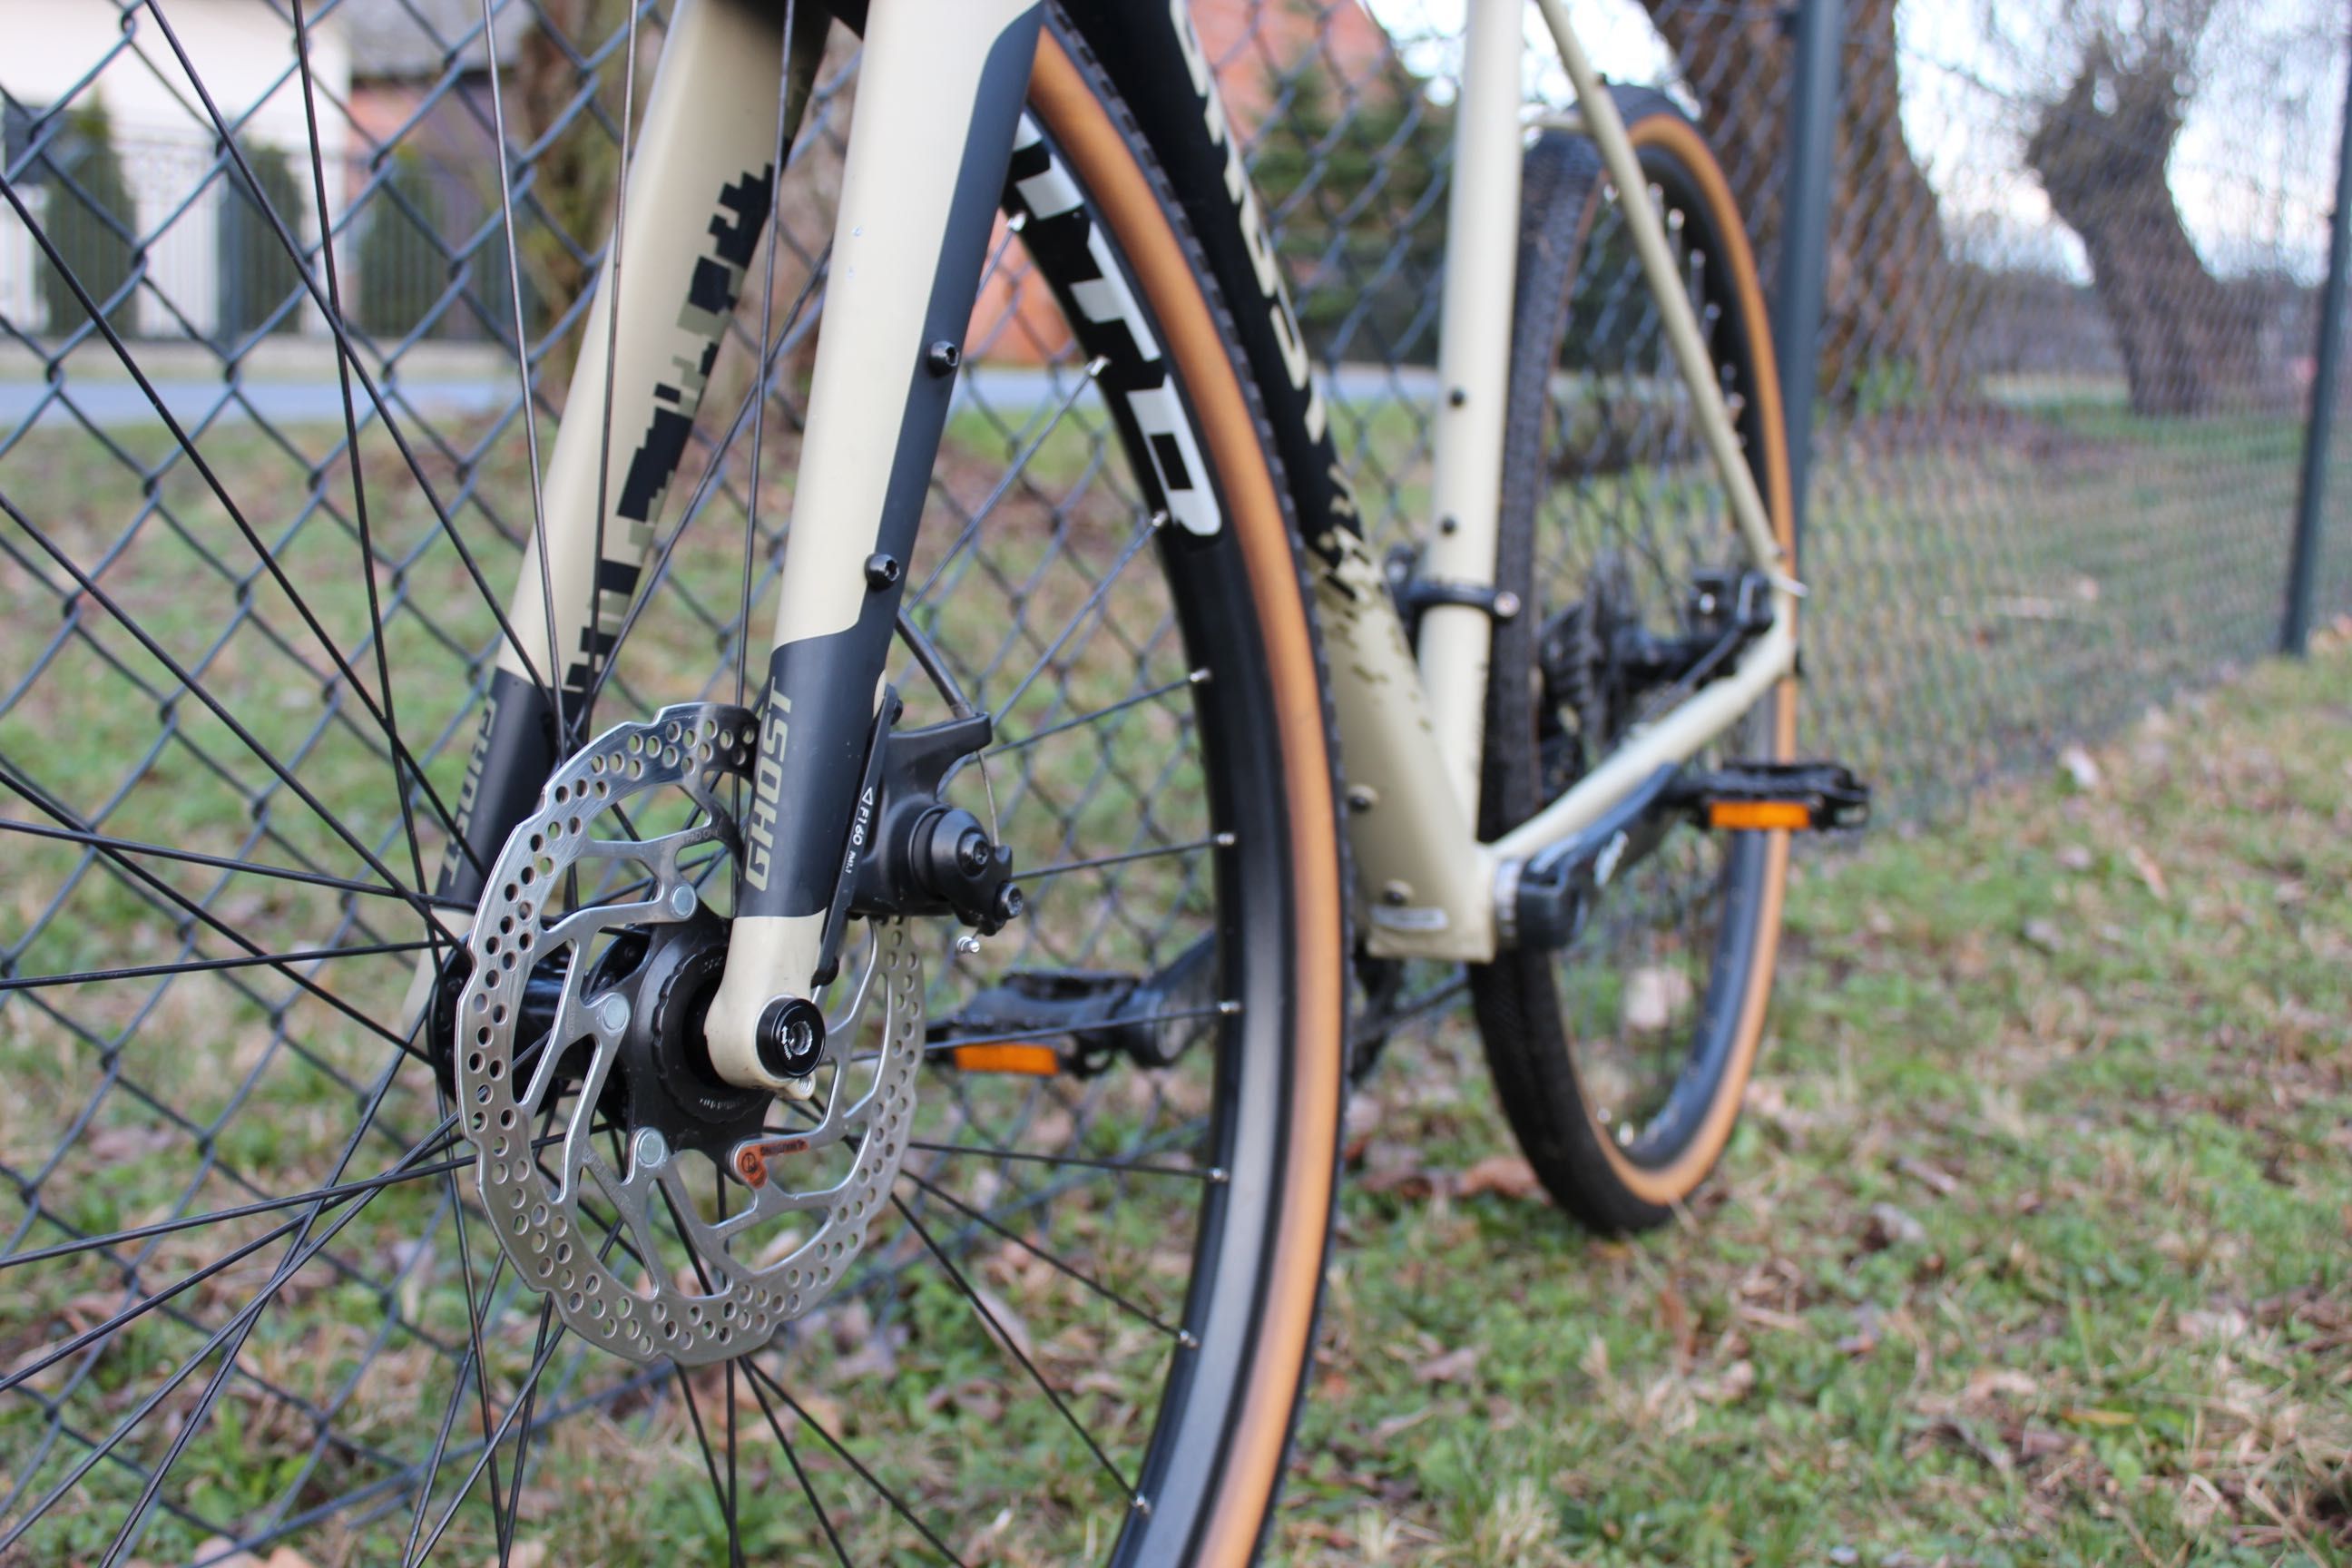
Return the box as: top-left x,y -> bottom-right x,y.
0,384 -> 2342,1563
1275,639 -> 2350,1565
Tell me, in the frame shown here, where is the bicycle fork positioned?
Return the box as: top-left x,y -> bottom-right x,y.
436,0 -> 1044,1083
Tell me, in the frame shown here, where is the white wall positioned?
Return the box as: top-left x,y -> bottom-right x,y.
0,0 -> 352,340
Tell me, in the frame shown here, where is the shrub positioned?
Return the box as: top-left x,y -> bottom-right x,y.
217,140 -> 308,342
37,101 -> 136,336
357,150 -> 445,340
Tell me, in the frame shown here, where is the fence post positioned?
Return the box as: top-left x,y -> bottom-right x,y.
1771,0 -> 1842,558
2282,31 -> 2352,656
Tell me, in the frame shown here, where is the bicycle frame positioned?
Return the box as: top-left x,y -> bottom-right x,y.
447,0 -> 1799,1083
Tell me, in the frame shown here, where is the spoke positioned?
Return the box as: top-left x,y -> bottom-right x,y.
906,356 -> 1110,609
492,1297 -> 560,1562
906,1139 -> 1217,1181
900,1168 -> 1187,1343
735,1362 -> 851,1567
0,487 -> 453,931
476,0 -> 568,752
289,0 -> 438,924
1019,832 -> 1227,884
0,150 -> 495,879
397,1243 -> 512,1568
985,670 -> 1204,757
577,242 -> 832,724
735,0 -> 802,718
125,1 -> 559,710
0,1142 -> 536,1273
434,1073 -> 516,1559
0,938 -> 436,993
582,0 -> 647,749
892,1193 -> 1137,1502
740,1357 -> 971,1566
0,761 -> 435,1063
992,507 -> 1162,720
0,816 -> 468,909
671,1362 -> 750,1568
21,1044 -> 426,1563
0,1102 -> 460,1398
407,1312 -> 573,1567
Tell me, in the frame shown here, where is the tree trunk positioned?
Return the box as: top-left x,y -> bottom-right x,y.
1640,0 -> 1960,408
2024,45 -> 2258,416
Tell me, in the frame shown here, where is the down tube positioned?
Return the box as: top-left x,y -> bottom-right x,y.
440,0 -> 799,907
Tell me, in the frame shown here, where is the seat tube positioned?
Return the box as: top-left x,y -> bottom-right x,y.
702,0 -> 1044,1090
1416,0 -> 1525,825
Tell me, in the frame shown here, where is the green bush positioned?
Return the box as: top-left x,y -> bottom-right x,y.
37,101 -> 135,336
216,140 -> 307,342
357,151 -> 444,340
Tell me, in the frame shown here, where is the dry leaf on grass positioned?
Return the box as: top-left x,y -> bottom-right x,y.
1690,1358 -> 1756,1406
1964,1367 -> 2039,1404
2125,842 -> 2171,901
1657,1284 -> 1697,1367
1622,966 -> 1695,1034
1864,1202 -> 1926,1249
1412,1345 -> 1479,1386
1355,1140 -> 1437,1200
2059,745 -> 2103,791
1455,1155 -> 1543,1201
1895,1155 -> 1959,1197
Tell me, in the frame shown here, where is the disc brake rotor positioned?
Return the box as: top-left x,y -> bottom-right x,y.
455,701 -> 923,1367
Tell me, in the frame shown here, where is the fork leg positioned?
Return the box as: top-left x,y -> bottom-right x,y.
703,0 -> 1044,1090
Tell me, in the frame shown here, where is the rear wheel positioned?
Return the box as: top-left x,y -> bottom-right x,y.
1470,94 -> 1798,1234
0,11 -> 1339,1563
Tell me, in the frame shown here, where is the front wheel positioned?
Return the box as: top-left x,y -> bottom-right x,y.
1470,93 -> 1798,1234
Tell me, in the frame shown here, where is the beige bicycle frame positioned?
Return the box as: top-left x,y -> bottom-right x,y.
1338,0 -> 1798,963
483,0 -> 1801,1043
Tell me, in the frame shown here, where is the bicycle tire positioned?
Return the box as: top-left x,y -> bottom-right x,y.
1469,92 -> 1798,1234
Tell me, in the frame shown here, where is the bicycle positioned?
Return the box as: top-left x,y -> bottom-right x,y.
0,0 -> 1864,1561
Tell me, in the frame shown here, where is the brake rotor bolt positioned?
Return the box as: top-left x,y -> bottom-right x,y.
600,994 -> 632,1035
670,884 -> 699,918
633,1128 -> 669,1171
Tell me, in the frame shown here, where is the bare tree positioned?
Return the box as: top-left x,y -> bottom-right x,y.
1640,0 -> 1961,407
2015,0 -> 2259,415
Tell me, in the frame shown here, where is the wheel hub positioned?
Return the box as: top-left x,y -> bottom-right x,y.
453,702 -> 925,1367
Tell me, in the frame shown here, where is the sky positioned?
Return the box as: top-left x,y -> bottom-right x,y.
1361,0 -> 2347,283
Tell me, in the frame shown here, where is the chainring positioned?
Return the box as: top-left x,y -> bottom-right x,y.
454,702 -> 923,1367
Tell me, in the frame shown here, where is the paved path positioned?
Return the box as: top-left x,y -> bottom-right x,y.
2,362 -> 1439,433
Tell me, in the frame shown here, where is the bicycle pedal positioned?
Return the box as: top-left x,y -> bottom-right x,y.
1672,761 -> 1871,831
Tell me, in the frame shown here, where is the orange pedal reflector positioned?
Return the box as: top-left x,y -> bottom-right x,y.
948,1043 -> 1063,1076
1708,799 -> 1812,831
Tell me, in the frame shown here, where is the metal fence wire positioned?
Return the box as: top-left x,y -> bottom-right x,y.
0,0 -> 2347,1559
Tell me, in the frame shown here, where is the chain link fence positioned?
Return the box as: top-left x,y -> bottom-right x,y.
0,0 -> 2347,1559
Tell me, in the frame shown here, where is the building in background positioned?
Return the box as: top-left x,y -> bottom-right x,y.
0,0 -> 350,343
